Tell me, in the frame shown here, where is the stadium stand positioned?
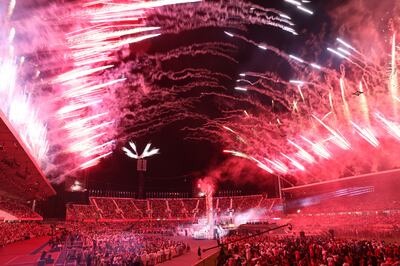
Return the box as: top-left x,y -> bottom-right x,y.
133,199 -> 149,219
91,197 -> 123,219
167,198 -> 186,219
149,199 -> 168,219
66,204 -> 100,221
0,196 -> 42,220
0,110 -> 55,201
196,198 -> 206,217
182,198 -> 197,218
216,196 -> 231,215
114,198 -> 144,219
0,111 -> 54,222
0,222 -> 51,247
66,195 -> 275,222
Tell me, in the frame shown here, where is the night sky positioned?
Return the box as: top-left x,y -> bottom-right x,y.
83,0 -> 357,195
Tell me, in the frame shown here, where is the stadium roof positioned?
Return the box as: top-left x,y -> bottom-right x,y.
0,109 -> 55,200
281,168 -> 400,194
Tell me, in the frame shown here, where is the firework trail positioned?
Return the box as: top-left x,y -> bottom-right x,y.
51,0 -> 205,174
6,0 -> 397,186
0,0 -> 49,165
160,0 -> 400,185
147,0 -> 298,35
52,0 -> 303,177
199,28 -> 400,184
2,0 -> 299,180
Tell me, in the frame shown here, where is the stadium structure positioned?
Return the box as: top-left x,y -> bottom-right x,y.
1,0 -> 400,265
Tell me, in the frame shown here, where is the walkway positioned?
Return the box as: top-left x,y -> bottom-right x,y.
161,237 -> 218,266
0,236 -> 50,265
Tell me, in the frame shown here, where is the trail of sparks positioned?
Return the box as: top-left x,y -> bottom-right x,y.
0,1 -> 49,165
6,0 -> 400,187
198,30 -> 400,184
53,0 -> 231,173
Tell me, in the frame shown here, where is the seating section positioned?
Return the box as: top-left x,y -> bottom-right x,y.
67,204 -> 99,220
182,199 -> 197,217
217,197 -> 231,214
289,211 -> 400,239
0,197 -> 42,220
294,194 -> 400,214
0,222 -> 51,247
66,195 -> 277,221
132,199 -> 148,218
150,199 -> 168,219
236,195 -> 263,212
167,199 -> 186,218
91,198 -> 123,219
114,198 -> 143,219
197,198 -> 206,217
258,197 -> 281,214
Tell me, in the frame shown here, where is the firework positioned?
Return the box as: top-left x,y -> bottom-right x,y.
207,30 -> 400,184
5,0 -> 397,187
50,0 -> 301,176
0,1 -> 48,165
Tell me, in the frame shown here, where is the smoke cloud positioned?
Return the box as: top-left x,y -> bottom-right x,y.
329,0 -> 400,63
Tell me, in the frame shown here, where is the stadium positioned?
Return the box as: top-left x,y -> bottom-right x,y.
1,0 -> 400,265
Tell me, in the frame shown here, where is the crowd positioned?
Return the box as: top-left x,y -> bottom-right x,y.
113,199 -> 144,219
65,223 -> 190,265
91,198 -> 124,219
1,214 -> 400,266
197,199 -> 206,216
167,199 -> 187,219
290,212 -> 400,240
182,199 -> 197,217
67,195 -> 269,221
128,221 -> 183,235
68,204 -> 100,221
150,200 -> 169,219
0,196 -> 41,219
67,221 -> 189,237
235,196 -> 265,213
217,197 -> 231,214
0,222 -> 51,246
218,233 -> 400,266
294,196 -> 400,214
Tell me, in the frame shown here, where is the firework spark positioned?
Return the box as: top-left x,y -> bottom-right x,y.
5,0 -> 399,188
195,28 -> 400,184
0,1 -> 48,165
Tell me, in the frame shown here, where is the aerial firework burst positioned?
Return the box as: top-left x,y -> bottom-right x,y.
51,0 -> 299,176
204,28 -> 400,184
2,0 -> 298,180
5,0 -> 397,186
0,0 -> 49,165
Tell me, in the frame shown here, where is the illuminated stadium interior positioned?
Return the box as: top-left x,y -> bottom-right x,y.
1,0 -> 400,265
